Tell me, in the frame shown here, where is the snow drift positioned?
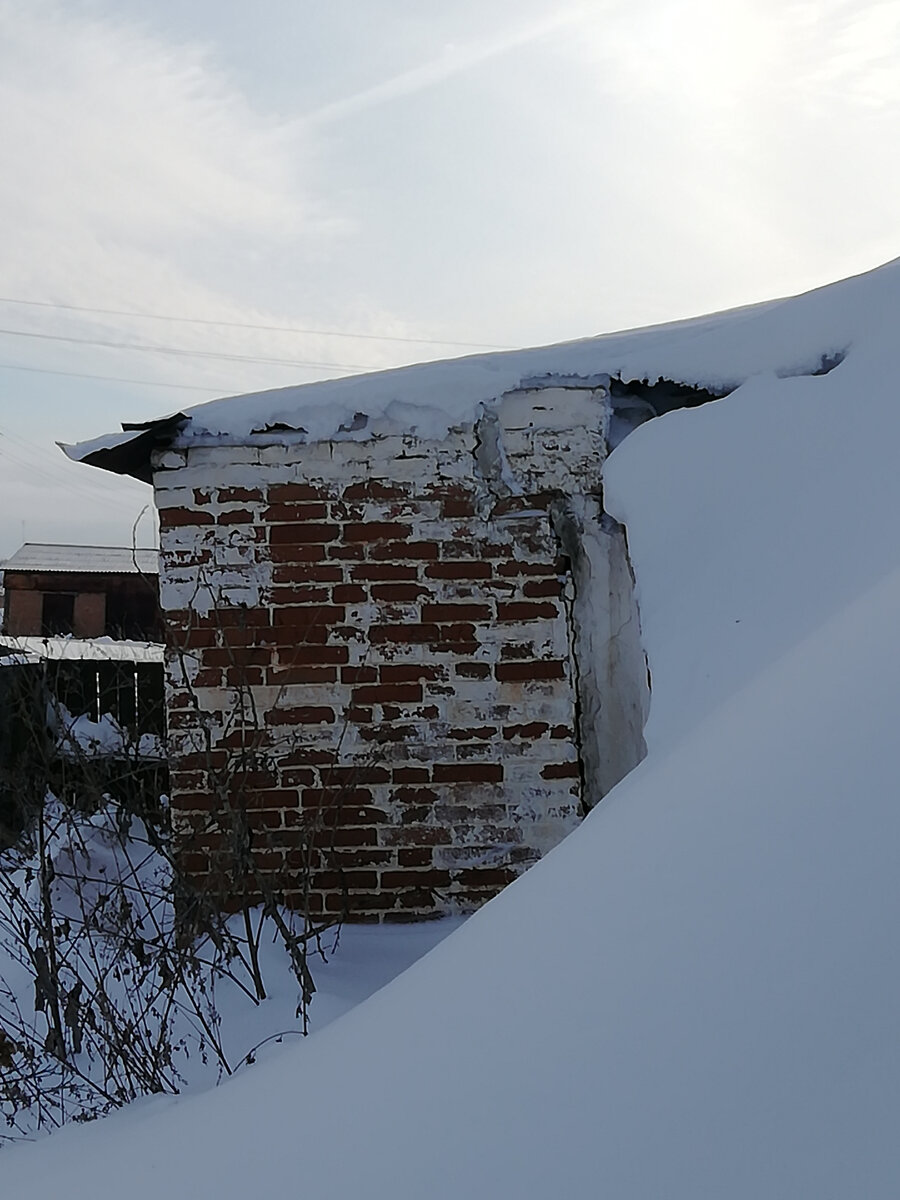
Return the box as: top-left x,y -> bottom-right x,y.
11,257 -> 900,1197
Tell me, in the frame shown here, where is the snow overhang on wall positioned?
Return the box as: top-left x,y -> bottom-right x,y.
59,256 -> 870,484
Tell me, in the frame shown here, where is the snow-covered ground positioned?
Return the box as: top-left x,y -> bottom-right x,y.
9,258 -> 900,1196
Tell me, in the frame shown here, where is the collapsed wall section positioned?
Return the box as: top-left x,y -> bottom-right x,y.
154,382 -> 642,922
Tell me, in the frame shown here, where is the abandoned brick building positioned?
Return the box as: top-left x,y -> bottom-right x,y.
68,363 -> 654,921
2,543 -> 161,641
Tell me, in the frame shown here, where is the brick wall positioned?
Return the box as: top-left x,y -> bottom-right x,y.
3,587 -> 42,636
73,591 -> 105,638
155,384 -> 613,921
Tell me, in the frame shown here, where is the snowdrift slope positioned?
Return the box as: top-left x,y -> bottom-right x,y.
11,259 -> 900,1197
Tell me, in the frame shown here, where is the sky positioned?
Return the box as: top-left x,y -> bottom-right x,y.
0,0 -> 898,558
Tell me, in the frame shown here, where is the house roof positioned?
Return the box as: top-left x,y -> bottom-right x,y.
61,256 -> 898,482
2,543 -> 159,576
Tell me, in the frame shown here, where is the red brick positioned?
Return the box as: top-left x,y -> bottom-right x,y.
455,867 -> 516,887
382,826 -> 452,847
345,706 -> 373,724
217,508 -> 254,525
371,583 -> 429,601
341,665 -> 378,684
270,523 -> 340,545
302,788 -> 374,808
393,766 -> 431,783
322,766 -> 392,786
328,826 -> 380,847
276,644 -> 349,665
370,541 -> 439,561
424,561 -> 492,580
392,786 -> 439,804
497,601 -> 559,621
269,543 -> 336,564
524,578 -> 564,598
171,791 -> 216,811
433,623 -> 478,646
281,768 -> 316,786
343,481 -> 407,501
210,607 -> 272,629
476,543 -> 515,560
490,497 -> 530,516
381,870 -> 450,889
266,665 -> 337,685
397,889 -> 441,909
541,761 -> 580,779
269,483 -> 326,502
326,543 -> 366,562
338,871 -> 381,891
344,521 -> 412,542
267,706 -> 336,725
264,502 -> 329,522
272,604 -> 345,628
351,563 -> 418,582
398,848 -> 433,866
439,498 -> 477,517
433,763 -> 503,784
503,722 -> 550,740
369,623 -> 440,644
455,662 -> 491,679
500,642 -> 536,660
273,564 -> 343,584
225,665 -> 264,686
159,507 -> 214,527
218,486 -> 263,503
495,661 -> 566,682
333,584 -> 367,602
448,726 -> 498,741
496,560 -> 557,577
332,848 -> 394,868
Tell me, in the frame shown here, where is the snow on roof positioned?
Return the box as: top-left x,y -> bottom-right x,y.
2,543 -> 158,575
63,257 -> 900,477
0,636 -> 163,662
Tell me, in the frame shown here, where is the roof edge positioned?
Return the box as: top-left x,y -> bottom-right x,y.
60,413 -> 188,483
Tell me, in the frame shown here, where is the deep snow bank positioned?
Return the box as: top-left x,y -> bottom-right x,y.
10,259 -> 900,1197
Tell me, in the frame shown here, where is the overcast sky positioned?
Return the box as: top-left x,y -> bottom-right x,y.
0,0 -> 898,558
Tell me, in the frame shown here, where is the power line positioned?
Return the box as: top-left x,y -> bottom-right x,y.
0,326 -> 370,370
0,360 -> 226,392
0,295 -> 510,350
0,438 -> 135,508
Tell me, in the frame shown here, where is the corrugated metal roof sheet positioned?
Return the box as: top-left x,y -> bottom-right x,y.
2,543 -> 158,575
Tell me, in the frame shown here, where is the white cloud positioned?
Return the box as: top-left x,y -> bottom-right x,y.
299,5 -> 595,127
0,1 -> 308,245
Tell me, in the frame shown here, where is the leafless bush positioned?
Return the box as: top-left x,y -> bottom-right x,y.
0,646 -> 345,1144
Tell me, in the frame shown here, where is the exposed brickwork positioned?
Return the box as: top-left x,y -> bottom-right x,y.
154,385 -> 609,921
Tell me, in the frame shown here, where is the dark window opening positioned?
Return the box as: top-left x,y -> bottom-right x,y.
105,591 -> 160,641
41,592 -> 75,636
